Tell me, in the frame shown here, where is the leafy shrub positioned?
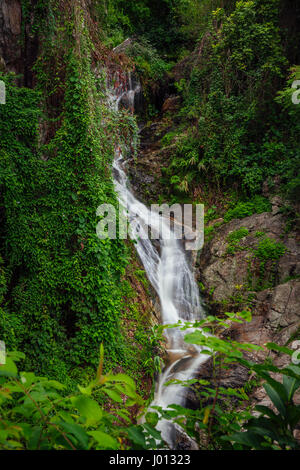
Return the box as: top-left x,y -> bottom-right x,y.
160,130 -> 178,147
255,231 -> 265,238
250,237 -> 287,290
284,175 -> 300,203
223,343 -> 300,450
153,314 -> 300,450
0,347 -> 165,450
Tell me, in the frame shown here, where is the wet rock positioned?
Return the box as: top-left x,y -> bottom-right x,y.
185,387 -> 201,410
184,353 -> 250,412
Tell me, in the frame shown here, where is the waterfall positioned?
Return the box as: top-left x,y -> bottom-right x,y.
107,71 -> 209,448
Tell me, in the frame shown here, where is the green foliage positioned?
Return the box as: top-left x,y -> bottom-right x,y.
227,227 -> 249,243
0,5 -> 146,383
1,327 -> 299,451
247,236 -> 287,290
93,0 -> 185,53
166,131 -> 203,193
166,0 -> 300,199
223,196 -> 271,222
226,227 -> 249,254
151,314 -> 300,450
1,0 -> 299,452
223,344 -> 300,450
175,0 -> 223,40
161,130 -> 179,148
126,39 -> 172,81
254,237 -> 286,261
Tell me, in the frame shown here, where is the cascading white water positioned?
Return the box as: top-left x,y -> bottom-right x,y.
107,71 -> 209,448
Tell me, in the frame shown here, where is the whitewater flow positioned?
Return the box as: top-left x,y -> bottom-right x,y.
107,72 -> 209,448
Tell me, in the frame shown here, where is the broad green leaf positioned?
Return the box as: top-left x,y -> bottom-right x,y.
27,426 -> 43,450
114,410 -> 131,424
283,375 -> 300,401
263,374 -> 288,402
18,373 -> 37,387
283,364 -> 300,380
106,373 -> 136,389
246,425 -> 276,441
77,382 -> 94,396
8,351 -> 25,362
286,405 -> 300,429
255,405 -> 281,423
45,380 -> 66,391
223,431 -> 262,449
114,383 -> 136,399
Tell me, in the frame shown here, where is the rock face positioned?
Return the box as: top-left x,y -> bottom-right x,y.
0,0 -> 39,86
129,145 -> 300,408
198,207 -> 300,345
129,100 -> 300,371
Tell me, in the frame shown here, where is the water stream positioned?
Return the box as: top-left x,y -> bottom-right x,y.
107,71 -> 209,448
